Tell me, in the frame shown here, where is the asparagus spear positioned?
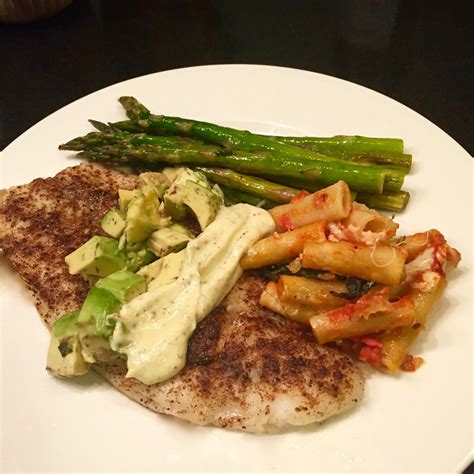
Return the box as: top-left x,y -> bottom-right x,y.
383,169 -> 405,192
195,167 -> 300,203
60,129 -> 213,152
77,144 -> 324,179
202,170 -> 359,207
284,167 -> 403,192
91,119 -> 143,134
291,147 -> 411,171
109,120 -> 412,171
323,150 -> 410,170
266,135 -> 404,154
74,142 -> 385,193
355,191 -> 410,212
220,186 -> 276,209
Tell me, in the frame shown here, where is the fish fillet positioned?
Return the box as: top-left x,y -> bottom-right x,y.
0,162 -> 364,433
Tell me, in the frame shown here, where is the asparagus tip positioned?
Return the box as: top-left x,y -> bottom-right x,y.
88,119 -> 112,133
118,96 -> 151,121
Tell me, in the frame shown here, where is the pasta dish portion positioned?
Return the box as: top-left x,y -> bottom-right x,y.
241,181 -> 460,373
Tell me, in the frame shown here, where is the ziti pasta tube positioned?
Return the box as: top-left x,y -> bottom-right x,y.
302,240 -> 406,285
310,295 -> 415,344
240,222 -> 325,269
344,203 -> 398,235
276,275 -> 347,308
269,181 -> 351,232
259,281 -> 330,325
409,275 -> 447,326
379,277 -> 447,372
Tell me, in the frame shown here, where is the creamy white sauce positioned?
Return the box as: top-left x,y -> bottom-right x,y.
111,204 -> 275,385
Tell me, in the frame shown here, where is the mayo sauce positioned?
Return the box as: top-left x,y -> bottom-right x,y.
111,204 -> 275,385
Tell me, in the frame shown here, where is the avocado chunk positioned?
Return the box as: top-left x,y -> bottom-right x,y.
126,247 -> 156,272
78,286 -> 121,339
52,309 -> 81,339
148,224 -> 193,257
47,269 -> 148,378
138,172 -> 170,198
118,188 -> 140,212
78,270 -> 147,338
136,257 -> 166,284
96,270 -> 146,303
163,168 -> 223,229
46,311 -> 90,377
183,180 -> 223,230
163,168 -> 201,220
70,287 -> 123,364
139,249 -> 186,289
101,208 -> 126,238
161,167 -> 180,185
47,333 -> 90,377
124,185 -> 163,245
65,236 -> 128,277
78,333 -> 116,364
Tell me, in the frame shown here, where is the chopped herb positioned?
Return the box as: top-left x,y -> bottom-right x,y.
260,261 -> 330,281
330,277 -> 376,300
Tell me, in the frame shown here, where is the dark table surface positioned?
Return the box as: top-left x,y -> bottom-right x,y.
1,0 -> 472,155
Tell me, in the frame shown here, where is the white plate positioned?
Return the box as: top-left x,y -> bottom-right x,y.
1,65 -> 472,473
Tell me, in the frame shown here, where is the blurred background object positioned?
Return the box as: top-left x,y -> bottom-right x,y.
0,0 -> 73,23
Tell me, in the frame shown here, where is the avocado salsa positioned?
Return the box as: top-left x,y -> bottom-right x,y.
47,167 -> 275,384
